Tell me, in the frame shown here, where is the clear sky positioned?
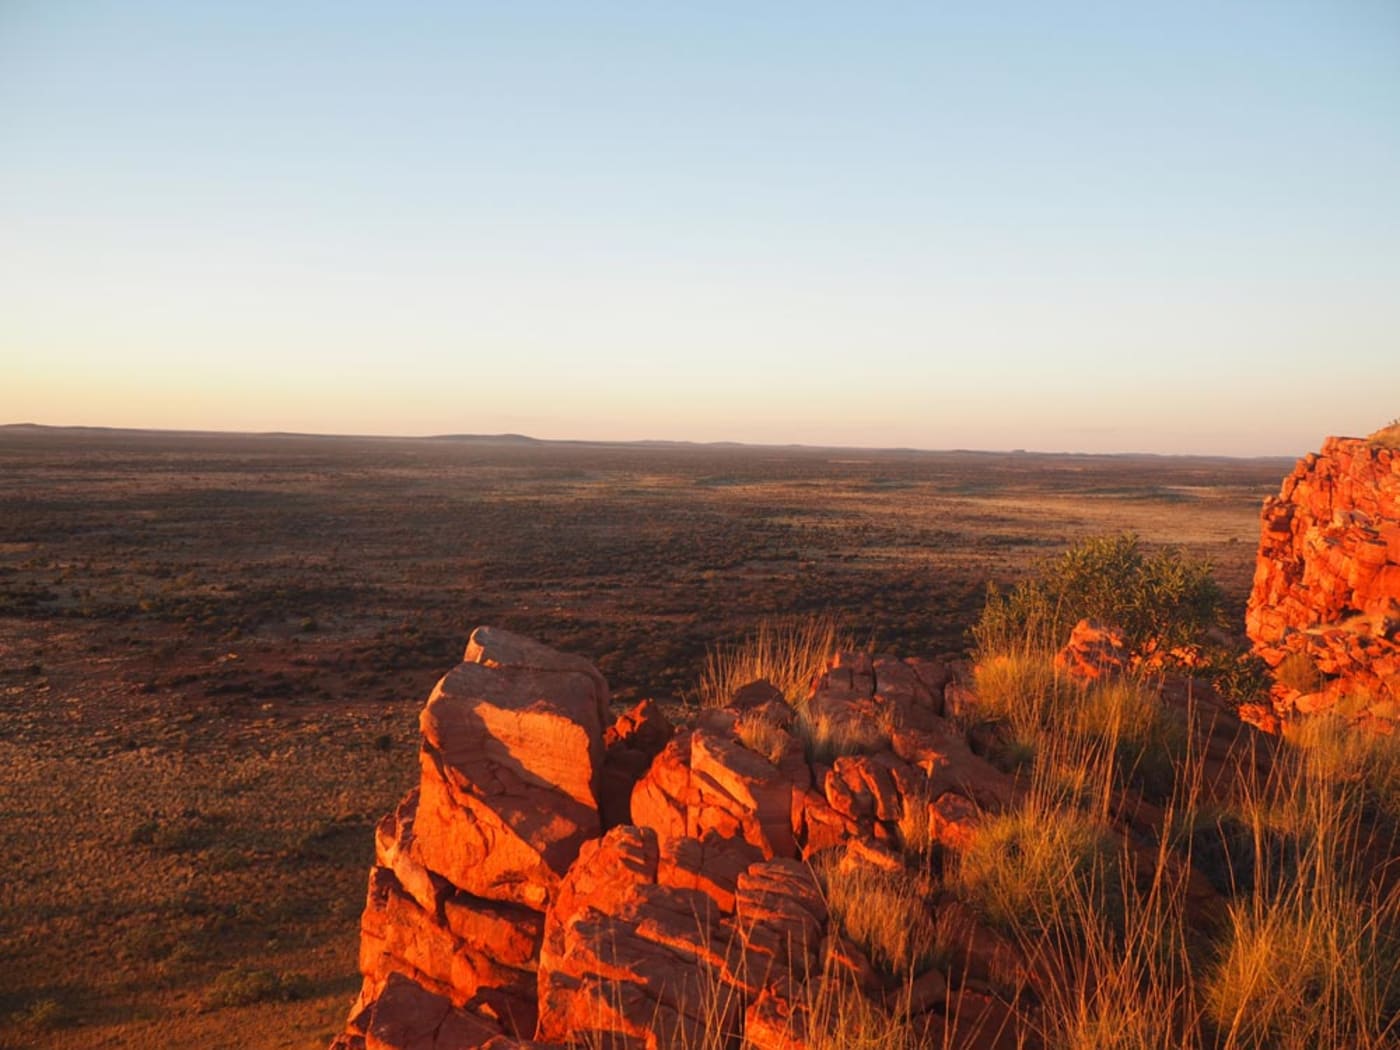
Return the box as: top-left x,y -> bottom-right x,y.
2,2 -> 1397,455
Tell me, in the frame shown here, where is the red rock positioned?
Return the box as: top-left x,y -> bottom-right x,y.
600,699 -> 676,828
364,973 -> 502,1050
743,987 -> 808,1050
731,678 -> 787,709
890,721 -> 1013,810
543,826 -> 660,955
929,898 -> 1032,995
465,625 -> 609,725
899,964 -> 950,1015
929,791 -> 981,850
1236,703 -> 1279,735
823,932 -> 882,994
914,989 -> 1028,1050
823,754 -> 905,825
1054,619 -> 1129,681
1247,437 -> 1400,729
731,859 -> 828,992
358,866 -> 538,1034
375,789 -> 446,917
943,679 -> 980,719
657,830 -> 763,913
791,787 -> 853,857
413,656 -> 605,909
537,877 -> 739,1048
688,729 -> 798,859
630,732 -> 692,841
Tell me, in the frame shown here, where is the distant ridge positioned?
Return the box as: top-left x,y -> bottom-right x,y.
427,432 -> 542,444
0,422 -> 1299,463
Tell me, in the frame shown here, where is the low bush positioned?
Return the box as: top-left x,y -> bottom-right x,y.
973,533 -> 1223,660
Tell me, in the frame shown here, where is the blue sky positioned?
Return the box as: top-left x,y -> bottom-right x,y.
2,2 -> 1397,454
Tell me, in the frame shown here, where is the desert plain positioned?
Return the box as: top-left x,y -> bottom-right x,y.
0,425 -> 1294,1050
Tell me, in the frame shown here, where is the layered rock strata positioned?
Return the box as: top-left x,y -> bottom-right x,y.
1246,435 -> 1400,729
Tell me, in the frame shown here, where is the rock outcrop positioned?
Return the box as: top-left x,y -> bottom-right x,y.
1246,434 -> 1400,730
1053,620 -> 1128,682
332,627 -> 1029,1050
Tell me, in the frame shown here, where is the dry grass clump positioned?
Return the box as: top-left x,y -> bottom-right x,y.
1367,420 -> 1400,449
733,707 -> 792,766
895,786 -> 936,859
1203,726 -> 1400,1050
794,705 -> 893,764
802,981 -> 922,1050
818,856 -> 939,978
953,776 -> 1119,935
1286,712 -> 1400,825
1274,650 -> 1323,694
1206,882 -> 1400,1050
971,649 -> 1180,797
972,651 -> 1065,732
697,615 -> 853,708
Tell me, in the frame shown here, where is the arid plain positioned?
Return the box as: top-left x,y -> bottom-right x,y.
0,426 -> 1293,1050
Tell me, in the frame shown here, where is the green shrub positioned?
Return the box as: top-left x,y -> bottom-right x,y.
973,533 -> 1223,660
1202,648 -> 1273,706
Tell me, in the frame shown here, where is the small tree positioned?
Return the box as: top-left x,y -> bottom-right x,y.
973,533 -> 1223,659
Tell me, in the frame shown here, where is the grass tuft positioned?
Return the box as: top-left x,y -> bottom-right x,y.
696,615 -> 853,708
818,855 -> 939,978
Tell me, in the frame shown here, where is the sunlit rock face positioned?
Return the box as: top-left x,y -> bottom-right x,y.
330,627 -> 1050,1050
1246,433 -> 1400,730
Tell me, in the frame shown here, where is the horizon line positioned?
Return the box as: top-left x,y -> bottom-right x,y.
0,421 -> 1306,462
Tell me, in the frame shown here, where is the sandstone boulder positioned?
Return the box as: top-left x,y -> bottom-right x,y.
413,654 -> 605,909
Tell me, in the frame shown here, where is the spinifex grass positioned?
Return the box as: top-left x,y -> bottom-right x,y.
696,615 -> 853,708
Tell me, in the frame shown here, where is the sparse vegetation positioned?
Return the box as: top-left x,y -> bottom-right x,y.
975,532 -> 1224,660
11,999 -> 70,1032
957,540 -> 1400,1050
1367,420 -> 1400,449
818,856 -> 939,977
203,967 -> 313,1009
696,615 -> 853,708
0,429 -> 1292,1049
1274,650 -> 1323,694
793,704 -> 892,763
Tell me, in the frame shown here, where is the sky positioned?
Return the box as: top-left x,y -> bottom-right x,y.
2,2 -> 1398,456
